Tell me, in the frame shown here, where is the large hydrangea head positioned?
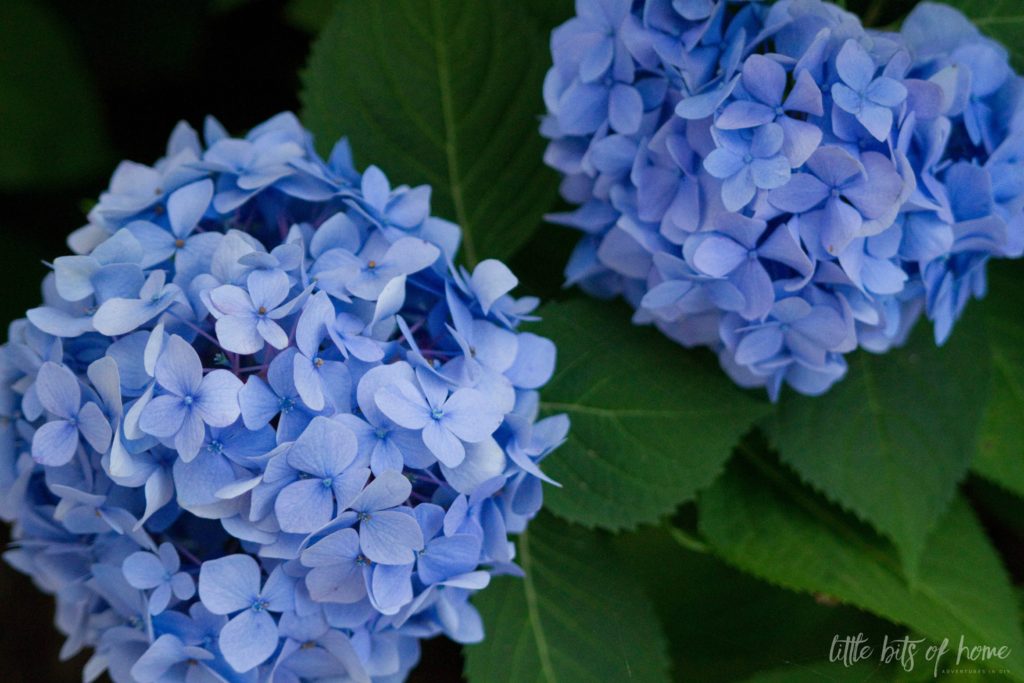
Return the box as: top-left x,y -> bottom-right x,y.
0,113 -> 567,682
542,0 -> 1024,399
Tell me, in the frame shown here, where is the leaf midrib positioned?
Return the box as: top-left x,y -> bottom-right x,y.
517,526 -> 558,682
429,0 -> 476,267
856,352 -> 917,555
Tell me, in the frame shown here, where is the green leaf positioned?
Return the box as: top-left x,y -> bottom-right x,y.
612,523 -> 892,682
523,0 -> 574,30
301,0 -> 558,266
973,261 -> 1024,497
942,0 -> 1024,70
285,0 -> 335,33
968,476 -> 1024,542
528,298 -> 771,531
698,451 -> 1024,679
0,0 -> 111,189
766,311 -> 991,575
464,513 -> 670,683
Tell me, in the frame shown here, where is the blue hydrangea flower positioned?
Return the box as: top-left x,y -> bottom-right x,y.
831,39 -> 908,142
704,123 -> 792,211
129,633 -> 217,683
122,543 -> 196,615
238,348 -> 318,441
375,367 -> 504,468
207,272 -> 305,354
256,416 -> 367,534
198,555 -> 296,672
31,361 -> 112,466
542,0 -> 1024,399
138,335 -> 243,461
0,113 -> 566,682
715,55 -> 824,167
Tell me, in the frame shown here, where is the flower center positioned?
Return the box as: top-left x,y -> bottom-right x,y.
321,477 -> 333,489
258,306 -> 268,315
251,599 -> 269,612
430,407 -> 444,421
183,395 -> 194,406
367,260 -> 377,269
175,239 -> 186,249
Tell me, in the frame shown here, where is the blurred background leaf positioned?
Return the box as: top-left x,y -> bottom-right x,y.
942,0 -> 1024,70
522,0 -> 575,29
0,0 -> 111,189
973,260 -> 1024,498
285,0 -> 335,32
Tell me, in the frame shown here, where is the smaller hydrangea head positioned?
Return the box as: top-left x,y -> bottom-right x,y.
543,0 -> 1024,399
0,113 -> 567,682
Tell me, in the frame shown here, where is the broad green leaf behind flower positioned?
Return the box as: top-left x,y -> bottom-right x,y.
301,0 -> 557,266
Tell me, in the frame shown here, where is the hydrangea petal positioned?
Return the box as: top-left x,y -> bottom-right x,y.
219,609 -> 279,673
198,555 -> 260,615
360,511 -> 424,566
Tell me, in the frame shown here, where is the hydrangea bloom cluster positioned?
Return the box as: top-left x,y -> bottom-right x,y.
542,0 -> 1024,398
0,113 -> 566,682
